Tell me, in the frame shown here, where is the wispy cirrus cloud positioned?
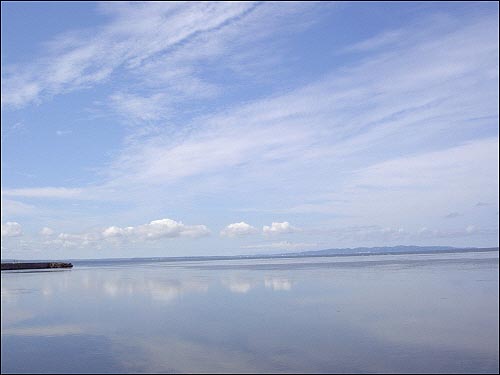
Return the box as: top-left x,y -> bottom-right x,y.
2,4 -> 498,257
2,2 -> 322,111
1,199 -> 37,218
108,92 -> 173,123
2,187 -> 85,199
98,12 -> 498,201
7,8 -> 497,206
55,130 -> 72,136
1,2 -> 260,108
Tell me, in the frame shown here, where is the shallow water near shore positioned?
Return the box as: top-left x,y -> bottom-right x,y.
1,251 -> 499,374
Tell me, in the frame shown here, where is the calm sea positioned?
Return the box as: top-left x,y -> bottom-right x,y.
1,251 -> 498,373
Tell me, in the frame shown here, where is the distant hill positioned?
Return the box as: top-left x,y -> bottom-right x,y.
277,245 -> 499,257
2,246 -> 498,264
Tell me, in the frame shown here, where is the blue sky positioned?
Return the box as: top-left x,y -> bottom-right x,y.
1,2 -> 498,260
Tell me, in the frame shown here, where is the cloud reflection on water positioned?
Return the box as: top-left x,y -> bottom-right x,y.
1,254 -> 498,373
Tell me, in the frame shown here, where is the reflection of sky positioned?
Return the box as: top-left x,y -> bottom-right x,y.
222,275 -> 293,294
264,277 -> 293,291
222,279 -> 254,294
1,252 -> 499,373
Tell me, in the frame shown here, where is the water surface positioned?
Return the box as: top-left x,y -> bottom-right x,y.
2,251 -> 499,373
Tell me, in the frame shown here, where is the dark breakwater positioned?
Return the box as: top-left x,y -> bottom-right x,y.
1,262 -> 73,271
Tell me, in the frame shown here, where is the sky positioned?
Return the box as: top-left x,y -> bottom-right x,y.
1,1 -> 499,260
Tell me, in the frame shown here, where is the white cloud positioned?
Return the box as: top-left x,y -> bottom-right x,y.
2,7 -> 498,254
2,2 -> 279,108
2,187 -> 84,199
220,222 -> 258,237
1,199 -> 36,218
40,218 -> 210,249
39,227 -> 55,236
55,130 -> 71,136
466,225 -> 476,234
134,219 -> 210,240
284,137 -> 499,230
102,225 -> 134,238
242,241 -> 318,250
102,218 -> 210,241
109,92 -> 171,123
347,137 -> 499,219
179,224 -> 212,239
343,30 -> 404,53
1,121 -> 26,141
53,232 -> 101,248
6,11 -> 497,211
1,222 -> 23,237
97,12 -> 498,207
351,138 -> 498,191
262,221 -> 298,235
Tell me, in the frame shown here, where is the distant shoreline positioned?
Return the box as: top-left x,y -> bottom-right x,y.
2,246 -> 498,266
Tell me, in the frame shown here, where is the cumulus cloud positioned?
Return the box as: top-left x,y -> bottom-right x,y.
135,219 -> 210,239
1,222 -> 23,237
39,227 -> 55,236
41,218 -> 210,249
220,222 -> 258,237
102,225 -> 135,239
52,232 -> 101,248
445,212 -> 461,219
102,218 -> 210,240
262,221 -> 298,235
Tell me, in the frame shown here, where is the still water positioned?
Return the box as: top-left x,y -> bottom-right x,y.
1,252 -> 499,373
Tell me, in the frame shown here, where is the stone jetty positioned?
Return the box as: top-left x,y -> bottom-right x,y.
1,262 -> 73,270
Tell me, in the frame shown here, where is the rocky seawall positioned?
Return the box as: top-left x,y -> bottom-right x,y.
1,262 -> 73,270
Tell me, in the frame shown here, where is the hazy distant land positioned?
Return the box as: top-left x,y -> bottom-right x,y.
2,245 -> 498,265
